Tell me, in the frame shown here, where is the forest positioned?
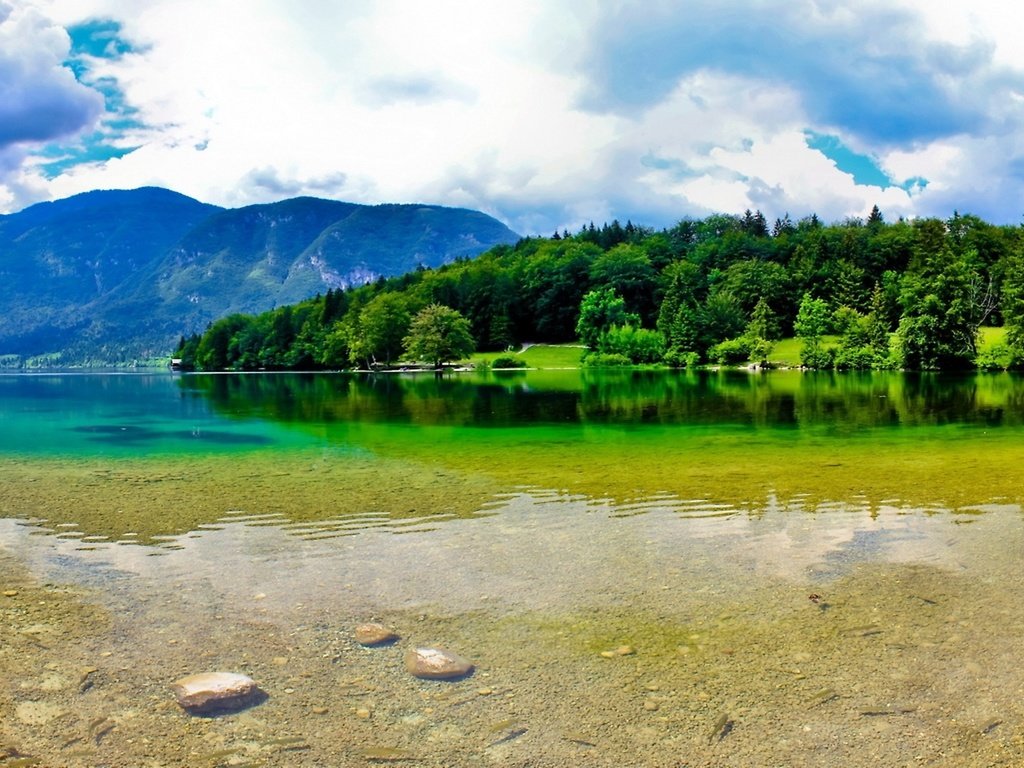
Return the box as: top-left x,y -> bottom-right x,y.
175,207 -> 1024,372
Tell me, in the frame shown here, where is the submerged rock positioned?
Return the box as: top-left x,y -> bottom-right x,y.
355,623 -> 399,646
171,672 -> 261,714
405,647 -> 474,680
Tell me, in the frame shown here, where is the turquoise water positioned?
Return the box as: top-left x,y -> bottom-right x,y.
6,369 -> 1024,458
0,372 -> 306,457
1,370 -> 1022,766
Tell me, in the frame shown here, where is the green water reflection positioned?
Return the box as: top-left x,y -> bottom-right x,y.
179,368 -> 1024,432
178,369 -> 1024,511
5,369 -> 1024,455
3,370 -> 1024,542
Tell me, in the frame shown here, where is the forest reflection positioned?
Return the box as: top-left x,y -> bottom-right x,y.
179,369 -> 1024,432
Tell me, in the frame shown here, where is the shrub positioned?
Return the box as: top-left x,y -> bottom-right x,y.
599,324 -> 666,363
833,345 -> 875,370
976,343 -> 1010,371
582,352 -> 633,367
489,356 -> 527,369
800,343 -> 835,369
664,350 -> 700,368
709,336 -> 753,365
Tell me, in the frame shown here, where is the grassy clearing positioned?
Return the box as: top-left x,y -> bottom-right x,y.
470,343 -> 585,369
519,343 -> 586,368
771,327 -> 1009,368
977,326 -> 1012,368
766,337 -> 799,367
467,327 -> 1011,370
766,335 -> 842,367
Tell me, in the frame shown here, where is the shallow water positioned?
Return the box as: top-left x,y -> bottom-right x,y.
1,370 -> 1023,766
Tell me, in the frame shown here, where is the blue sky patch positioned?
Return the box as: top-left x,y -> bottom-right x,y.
805,131 -> 927,193
35,19 -> 146,178
36,131 -> 139,178
67,19 -> 138,61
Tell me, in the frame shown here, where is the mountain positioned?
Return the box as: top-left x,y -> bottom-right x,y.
0,188 -> 221,357
0,188 -> 519,364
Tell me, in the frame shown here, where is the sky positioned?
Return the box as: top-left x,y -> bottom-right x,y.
2,0 -> 1024,235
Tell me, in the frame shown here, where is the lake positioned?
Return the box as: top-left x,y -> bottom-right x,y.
1,369 -> 1022,766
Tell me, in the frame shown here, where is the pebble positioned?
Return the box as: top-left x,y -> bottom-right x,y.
170,672 -> 261,714
3,590 -> 18,597
601,645 -> 636,658
355,623 -> 399,647
643,700 -> 660,712
405,647 -> 474,680
311,706 -> 329,715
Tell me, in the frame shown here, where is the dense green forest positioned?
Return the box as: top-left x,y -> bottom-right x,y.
176,207 -> 1024,371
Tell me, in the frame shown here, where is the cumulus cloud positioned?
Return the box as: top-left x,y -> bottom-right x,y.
242,166 -> 348,198
566,0 -> 1024,225
0,2 -> 103,147
576,1 -> 1001,147
6,0 -> 1024,232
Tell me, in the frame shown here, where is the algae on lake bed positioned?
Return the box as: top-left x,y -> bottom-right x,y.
0,449 -> 499,543
4,411 -> 1024,543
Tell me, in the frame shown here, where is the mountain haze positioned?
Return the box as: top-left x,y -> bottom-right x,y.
0,188 -> 519,364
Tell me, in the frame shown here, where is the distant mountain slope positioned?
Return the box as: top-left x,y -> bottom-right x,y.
0,188 -> 519,364
0,188 -> 223,303
0,188 -> 222,356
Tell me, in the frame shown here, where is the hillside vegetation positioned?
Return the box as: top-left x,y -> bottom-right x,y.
0,188 -> 518,365
178,208 -> 1024,372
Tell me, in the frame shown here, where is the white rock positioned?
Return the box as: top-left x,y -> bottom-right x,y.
171,672 -> 260,714
405,647 -> 474,680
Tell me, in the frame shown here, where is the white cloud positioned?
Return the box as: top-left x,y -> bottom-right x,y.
20,0 -> 619,223
4,0 -> 1024,232
0,2 -> 103,145
0,1 -> 107,208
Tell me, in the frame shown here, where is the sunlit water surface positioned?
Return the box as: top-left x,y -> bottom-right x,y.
1,370 -> 1023,767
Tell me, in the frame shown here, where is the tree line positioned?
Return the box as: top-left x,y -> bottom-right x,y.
175,207 -> 1024,371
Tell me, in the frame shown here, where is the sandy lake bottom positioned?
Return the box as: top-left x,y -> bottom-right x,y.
1,456 -> 1023,767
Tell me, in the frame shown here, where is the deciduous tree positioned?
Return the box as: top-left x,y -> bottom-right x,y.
403,304 -> 475,368
576,288 -> 637,350
794,294 -> 831,368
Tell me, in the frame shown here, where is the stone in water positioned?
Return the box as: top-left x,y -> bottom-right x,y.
355,623 -> 399,646
171,672 -> 260,714
405,647 -> 474,680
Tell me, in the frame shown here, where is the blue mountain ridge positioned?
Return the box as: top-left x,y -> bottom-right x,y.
0,187 -> 519,364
